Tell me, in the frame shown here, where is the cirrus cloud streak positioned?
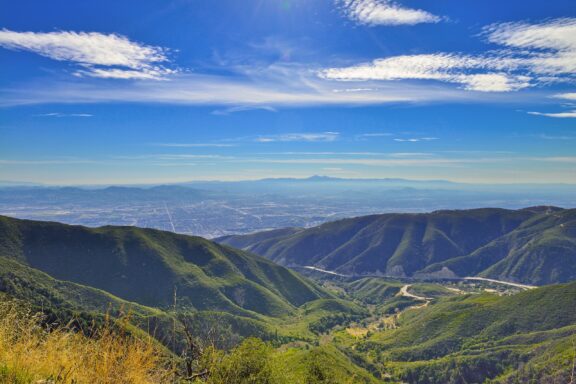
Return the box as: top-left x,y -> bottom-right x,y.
0,29 -> 176,80
320,18 -> 576,94
338,0 -> 441,26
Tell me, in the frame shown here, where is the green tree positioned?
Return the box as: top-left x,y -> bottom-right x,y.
199,338 -> 280,384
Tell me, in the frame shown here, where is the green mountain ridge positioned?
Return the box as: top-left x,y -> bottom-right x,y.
0,215 -> 327,318
217,207 -> 576,284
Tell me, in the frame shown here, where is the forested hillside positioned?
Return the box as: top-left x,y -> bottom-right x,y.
0,215 -> 327,318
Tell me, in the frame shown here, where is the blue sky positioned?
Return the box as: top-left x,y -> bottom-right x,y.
0,0 -> 575,185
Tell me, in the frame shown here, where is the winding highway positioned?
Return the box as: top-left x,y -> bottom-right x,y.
303,266 -> 348,277
461,277 -> 536,290
301,266 -> 537,291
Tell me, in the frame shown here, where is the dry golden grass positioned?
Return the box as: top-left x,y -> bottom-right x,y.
0,302 -> 173,384
345,313 -> 399,340
345,327 -> 368,338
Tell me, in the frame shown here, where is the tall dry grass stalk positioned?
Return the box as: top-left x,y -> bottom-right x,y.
0,301 -> 173,384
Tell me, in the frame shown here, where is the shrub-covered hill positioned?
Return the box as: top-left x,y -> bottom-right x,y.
0,215 -> 327,318
361,281 -> 576,383
217,207 -> 576,285
0,255 -> 297,354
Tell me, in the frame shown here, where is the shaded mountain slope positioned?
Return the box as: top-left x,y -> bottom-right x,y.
0,216 -> 327,318
422,208 -> 576,284
0,255 -> 163,319
217,207 -> 576,284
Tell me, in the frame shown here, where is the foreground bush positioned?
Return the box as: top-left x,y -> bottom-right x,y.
196,338 -> 375,384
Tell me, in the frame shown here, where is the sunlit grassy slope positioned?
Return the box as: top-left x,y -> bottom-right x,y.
361,281 -> 576,383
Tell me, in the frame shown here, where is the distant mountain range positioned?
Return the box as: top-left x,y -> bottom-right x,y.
0,175 -> 456,188
217,206 -> 576,285
5,175 -> 576,188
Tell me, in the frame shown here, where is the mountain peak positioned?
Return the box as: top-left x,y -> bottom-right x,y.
306,175 -> 337,181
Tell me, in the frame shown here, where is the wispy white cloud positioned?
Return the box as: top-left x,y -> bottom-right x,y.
152,143 -> 236,148
394,137 -> 439,142
35,112 -> 93,117
3,67 -> 475,107
0,52 -> 547,108
0,29 -> 176,80
439,150 -> 516,155
320,18 -> 576,93
319,54 -> 531,92
527,110 -> 576,118
247,157 -> 497,167
338,0 -> 441,26
0,158 -> 99,165
75,67 -> 175,80
458,73 -> 530,92
533,133 -> 576,140
332,88 -> 375,93
530,156 -> 576,163
388,152 -> 434,157
484,18 -> 576,77
211,105 -> 277,115
242,155 -> 576,169
257,151 -> 391,156
0,19 -> 574,110
255,132 -> 340,143
356,132 -> 395,138
112,154 -> 230,160
552,92 -> 576,100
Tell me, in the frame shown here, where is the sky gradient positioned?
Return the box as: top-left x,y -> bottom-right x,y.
1,0 -> 575,185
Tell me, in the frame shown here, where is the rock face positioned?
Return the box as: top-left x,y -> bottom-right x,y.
217,207 -> 576,285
